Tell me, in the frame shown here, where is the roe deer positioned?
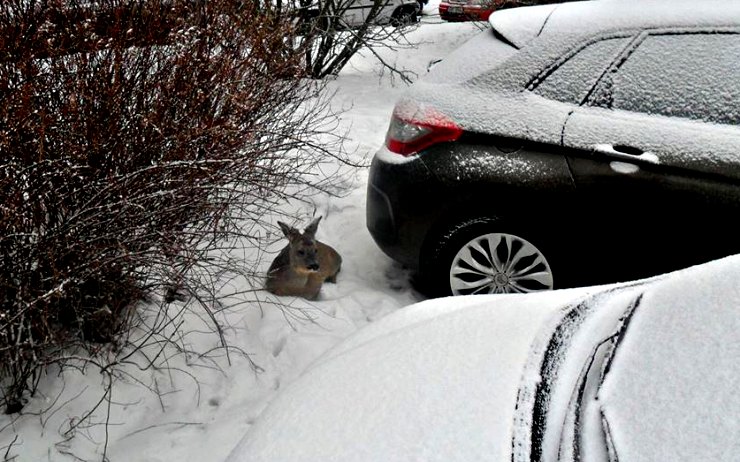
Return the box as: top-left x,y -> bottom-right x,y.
265,217 -> 342,300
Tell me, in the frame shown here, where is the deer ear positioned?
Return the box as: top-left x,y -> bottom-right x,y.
278,221 -> 299,240
304,216 -> 322,237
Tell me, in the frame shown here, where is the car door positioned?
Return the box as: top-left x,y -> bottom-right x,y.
526,35 -> 645,283
362,0 -> 396,25
560,30 -> 740,279
332,0 -> 366,27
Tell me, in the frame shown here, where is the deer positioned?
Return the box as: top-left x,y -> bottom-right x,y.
265,216 -> 342,300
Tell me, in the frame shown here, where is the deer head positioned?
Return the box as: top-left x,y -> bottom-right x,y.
278,217 -> 322,274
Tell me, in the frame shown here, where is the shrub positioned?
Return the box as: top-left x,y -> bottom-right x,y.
264,0 -> 420,81
0,0 -> 346,414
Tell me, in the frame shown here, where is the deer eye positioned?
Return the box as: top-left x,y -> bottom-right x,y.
297,250 -> 305,256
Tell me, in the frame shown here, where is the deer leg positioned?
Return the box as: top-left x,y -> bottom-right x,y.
325,263 -> 341,283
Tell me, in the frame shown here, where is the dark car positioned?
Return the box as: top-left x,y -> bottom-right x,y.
366,0 -> 740,296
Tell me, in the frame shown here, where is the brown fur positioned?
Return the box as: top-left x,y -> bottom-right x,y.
265,217 -> 342,300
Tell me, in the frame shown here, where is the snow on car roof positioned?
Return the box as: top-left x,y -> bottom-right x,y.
488,3 -> 556,49
491,0 -> 740,49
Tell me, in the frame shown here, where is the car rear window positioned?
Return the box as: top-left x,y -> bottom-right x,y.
423,28 -> 518,85
532,37 -> 630,105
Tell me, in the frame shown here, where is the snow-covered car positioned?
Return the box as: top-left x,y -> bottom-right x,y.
366,0 -> 740,296
226,255 -> 740,462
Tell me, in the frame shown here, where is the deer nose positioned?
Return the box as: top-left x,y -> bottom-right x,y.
307,263 -> 320,272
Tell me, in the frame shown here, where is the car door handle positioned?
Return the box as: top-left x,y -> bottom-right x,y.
593,144 -> 660,165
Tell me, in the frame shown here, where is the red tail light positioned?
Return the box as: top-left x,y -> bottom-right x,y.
385,100 -> 463,157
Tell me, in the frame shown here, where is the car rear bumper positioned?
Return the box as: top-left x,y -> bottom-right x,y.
439,4 -> 492,21
366,148 -> 447,269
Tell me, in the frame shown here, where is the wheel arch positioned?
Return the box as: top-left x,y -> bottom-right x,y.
391,3 -> 420,20
417,185 -> 568,264
415,196 -> 568,296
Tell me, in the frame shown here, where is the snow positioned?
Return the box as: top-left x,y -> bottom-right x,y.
599,260 -> 740,461
488,2 -> 556,48
527,0 -> 740,39
593,144 -> 660,164
0,20 -> 481,462
610,33 -> 740,126
227,256 -> 740,462
565,108 -> 740,180
373,145 -> 420,164
226,289 -> 596,462
4,5 -> 740,461
422,28 -> 517,85
532,37 -> 630,105
609,161 -> 639,175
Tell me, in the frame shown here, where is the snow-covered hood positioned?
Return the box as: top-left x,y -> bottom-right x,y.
226,288 -> 598,461
227,254 -> 740,461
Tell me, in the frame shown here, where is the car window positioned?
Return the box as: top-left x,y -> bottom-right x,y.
532,37 -> 630,105
591,33 -> 740,125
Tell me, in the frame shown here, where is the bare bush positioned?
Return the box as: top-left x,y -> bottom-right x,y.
305,0 -> 419,80
0,0 -> 350,416
271,0 -> 422,81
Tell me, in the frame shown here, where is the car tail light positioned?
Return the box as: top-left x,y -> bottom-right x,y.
385,100 -> 463,156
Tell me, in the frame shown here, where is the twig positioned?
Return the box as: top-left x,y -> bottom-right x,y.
2,434 -> 19,460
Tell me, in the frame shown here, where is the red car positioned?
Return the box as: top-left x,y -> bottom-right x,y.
439,0 -> 510,21
439,0 -> 560,22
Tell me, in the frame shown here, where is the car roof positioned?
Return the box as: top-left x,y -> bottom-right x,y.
491,0 -> 740,49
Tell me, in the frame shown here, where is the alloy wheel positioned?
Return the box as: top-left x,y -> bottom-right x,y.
449,232 -> 553,295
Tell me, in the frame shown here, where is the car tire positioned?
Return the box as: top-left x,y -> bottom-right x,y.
391,7 -> 418,26
421,217 -> 555,297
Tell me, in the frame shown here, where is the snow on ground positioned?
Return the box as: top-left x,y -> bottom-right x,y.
0,21 -> 481,462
